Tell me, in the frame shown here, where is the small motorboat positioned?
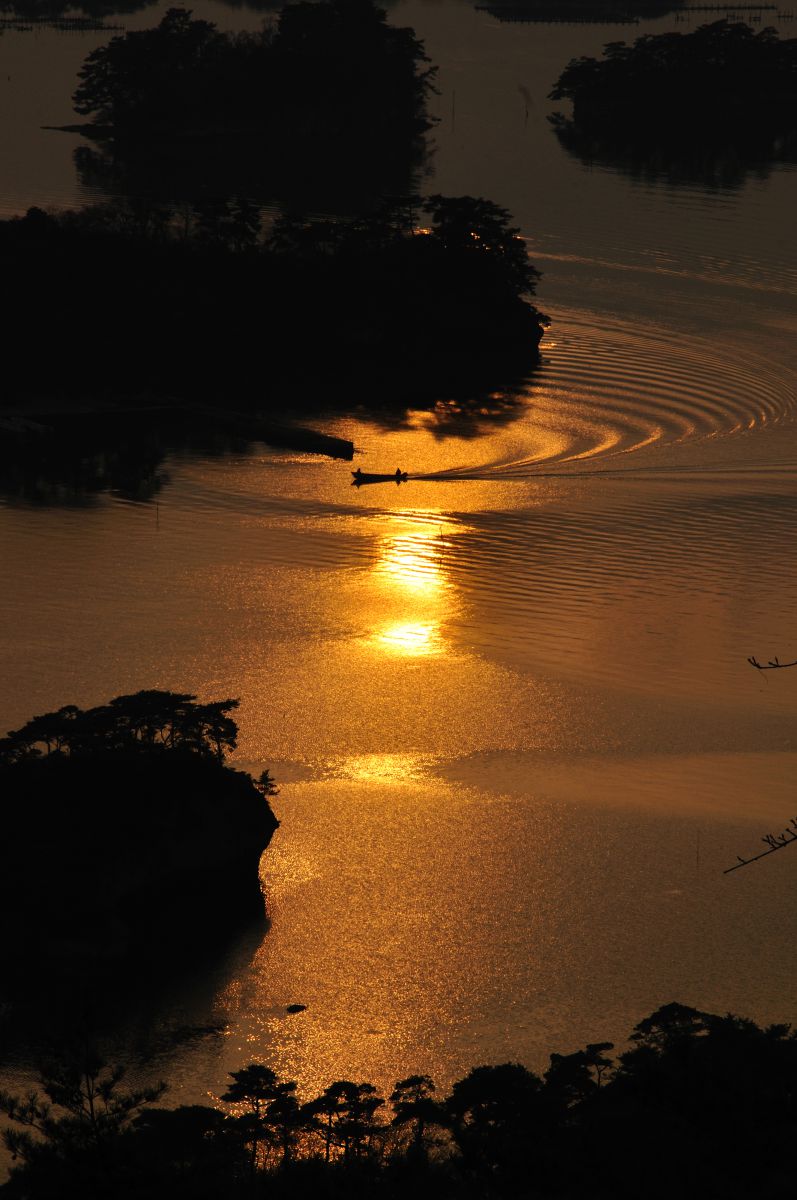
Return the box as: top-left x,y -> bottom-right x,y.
352,469 -> 408,486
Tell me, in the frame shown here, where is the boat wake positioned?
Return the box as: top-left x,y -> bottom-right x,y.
410,310 -> 796,483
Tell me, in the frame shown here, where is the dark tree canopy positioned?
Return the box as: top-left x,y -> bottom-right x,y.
0,196 -> 546,409
73,1 -> 435,142
70,1 -> 435,209
389,1074 -> 444,1160
0,691 -> 279,996
304,1080 -> 385,1163
549,21 -> 797,183
74,8 -> 227,128
263,0 -> 434,139
424,194 -> 540,299
6,1004 -> 797,1198
0,690 -> 239,765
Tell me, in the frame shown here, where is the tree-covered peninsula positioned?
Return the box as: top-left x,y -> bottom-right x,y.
0,692 -> 278,991
3,1002 -> 797,1198
550,20 -> 797,184
0,195 -> 546,409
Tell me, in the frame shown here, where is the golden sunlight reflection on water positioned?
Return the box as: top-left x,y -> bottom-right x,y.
376,527 -> 450,595
329,753 -> 433,783
367,516 -> 458,657
2,0 -> 797,1135
190,755 -> 797,1102
374,622 -> 444,656
1,306 -> 796,1111
224,777 -> 570,1097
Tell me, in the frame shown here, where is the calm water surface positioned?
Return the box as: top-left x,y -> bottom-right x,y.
1,0 -> 797,1103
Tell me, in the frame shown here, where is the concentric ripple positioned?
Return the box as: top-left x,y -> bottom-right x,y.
422,310 -> 796,481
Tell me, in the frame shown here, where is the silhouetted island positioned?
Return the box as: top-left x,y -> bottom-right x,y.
2,0 -> 154,18
0,195 -> 547,415
477,0 -> 683,26
550,20 -> 797,184
0,692 -> 278,994
65,1 -> 435,208
3,1001 -> 797,1198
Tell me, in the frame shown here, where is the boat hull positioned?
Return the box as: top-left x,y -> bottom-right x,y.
352,471 -> 408,485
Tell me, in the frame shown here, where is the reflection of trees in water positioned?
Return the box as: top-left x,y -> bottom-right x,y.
0,424 -> 174,504
550,123 -> 783,189
0,419 -> 260,505
74,133 -> 430,216
360,371 -> 536,440
416,385 -> 532,439
0,380 -> 536,504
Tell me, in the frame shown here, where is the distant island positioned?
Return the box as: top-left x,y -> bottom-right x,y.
73,3 -> 433,144
477,0 -> 683,26
0,691 -> 279,993
66,1 -> 435,208
0,2 -> 139,24
549,20 -> 797,184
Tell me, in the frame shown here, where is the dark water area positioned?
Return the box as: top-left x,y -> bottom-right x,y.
71,130 -> 424,213
1,0 -> 797,1136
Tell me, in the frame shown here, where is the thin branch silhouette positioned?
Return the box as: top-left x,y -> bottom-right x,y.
725,818 -> 797,873
748,655 -> 797,671
725,653 -> 796,872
